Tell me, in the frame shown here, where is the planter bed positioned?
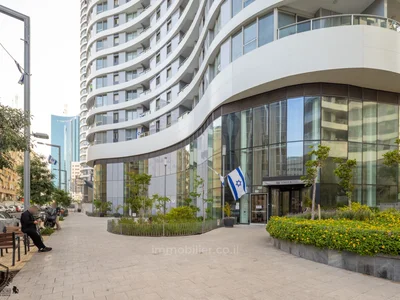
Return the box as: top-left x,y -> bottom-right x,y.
273,238 -> 400,281
107,219 -> 222,237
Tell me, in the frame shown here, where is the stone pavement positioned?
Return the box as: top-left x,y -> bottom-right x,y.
7,213 -> 400,300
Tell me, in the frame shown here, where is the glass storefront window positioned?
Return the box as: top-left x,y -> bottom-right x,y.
321,141 -> 348,184
241,109 -> 252,149
378,103 -> 398,145
377,145 -> 397,186
349,100 -> 362,142
348,143 -> 362,184
363,101 -> 377,143
363,143 -> 376,185
304,97 -> 320,141
253,146 -> 268,185
253,105 -> 268,147
269,143 -> 287,176
287,142 -> 303,176
287,97 -> 304,142
269,101 -> 287,144
321,96 -> 348,141
223,112 -> 241,151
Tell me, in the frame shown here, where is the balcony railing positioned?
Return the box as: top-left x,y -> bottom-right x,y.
278,14 -> 400,39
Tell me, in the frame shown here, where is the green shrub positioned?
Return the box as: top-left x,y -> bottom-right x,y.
165,206 -> 198,223
266,217 -> 400,256
59,216 -> 64,221
40,227 -> 55,236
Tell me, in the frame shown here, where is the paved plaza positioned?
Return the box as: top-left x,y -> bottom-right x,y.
7,213 -> 400,300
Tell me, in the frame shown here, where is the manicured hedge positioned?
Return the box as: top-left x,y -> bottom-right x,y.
108,219 -> 220,237
266,217 -> 400,256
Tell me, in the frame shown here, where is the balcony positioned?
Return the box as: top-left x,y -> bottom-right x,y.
278,14 -> 400,39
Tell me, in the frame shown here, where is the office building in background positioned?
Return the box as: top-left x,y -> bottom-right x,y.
51,115 -> 80,192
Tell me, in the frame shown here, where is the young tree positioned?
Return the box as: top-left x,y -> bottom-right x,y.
53,188 -> 72,208
301,145 -> 330,220
126,172 -> 152,218
17,155 -> 55,206
153,194 -> 171,216
334,158 -> 357,209
383,138 -> 400,166
0,104 -> 31,171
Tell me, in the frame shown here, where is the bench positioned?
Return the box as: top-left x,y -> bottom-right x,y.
0,233 -> 20,266
5,226 -> 30,255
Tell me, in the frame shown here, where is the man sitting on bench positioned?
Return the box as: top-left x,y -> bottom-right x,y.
21,206 -> 52,252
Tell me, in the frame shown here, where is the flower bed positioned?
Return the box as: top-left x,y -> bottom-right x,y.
266,213 -> 400,256
107,218 -> 221,237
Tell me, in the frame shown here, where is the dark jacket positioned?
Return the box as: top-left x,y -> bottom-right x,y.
21,210 -> 36,232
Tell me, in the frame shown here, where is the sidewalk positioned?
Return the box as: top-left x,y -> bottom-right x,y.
6,213 -> 400,300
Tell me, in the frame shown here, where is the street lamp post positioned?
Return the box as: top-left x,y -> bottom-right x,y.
164,157 -> 167,215
0,5 -> 31,211
37,142 -> 61,190
54,169 -> 67,192
222,145 -> 226,219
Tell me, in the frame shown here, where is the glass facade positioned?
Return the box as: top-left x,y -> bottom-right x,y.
93,84 -> 400,223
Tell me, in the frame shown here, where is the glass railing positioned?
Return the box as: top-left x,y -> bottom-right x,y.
278,14 -> 400,39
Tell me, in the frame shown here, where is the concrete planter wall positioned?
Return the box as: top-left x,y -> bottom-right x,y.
273,238 -> 400,281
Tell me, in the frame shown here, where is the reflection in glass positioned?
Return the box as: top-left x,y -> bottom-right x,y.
363,185 -> 376,206
231,30 -> 243,61
243,21 -> 257,54
304,97 -> 320,140
253,147 -> 268,185
363,101 -> 376,143
377,145 -> 397,186
363,144 -> 376,185
253,105 -> 268,147
349,100 -> 362,142
269,101 -> 287,144
378,103 -> 398,145
321,96 -> 348,141
377,185 -> 397,205
321,141 -> 348,184
223,112 -> 241,151
269,144 -> 287,176
287,97 -> 304,142
241,109 -> 253,149
258,13 -> 274,46
348,143 -> 362,184
287,142 -> 303,176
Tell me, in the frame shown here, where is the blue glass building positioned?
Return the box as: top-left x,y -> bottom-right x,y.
51,115 -> 80,191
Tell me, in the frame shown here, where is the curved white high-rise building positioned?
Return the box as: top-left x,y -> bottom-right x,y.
80,0 -> 93,188
81,0 -> 400,223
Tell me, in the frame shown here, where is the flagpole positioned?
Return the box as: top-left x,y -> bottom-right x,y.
222,145 -> 226,219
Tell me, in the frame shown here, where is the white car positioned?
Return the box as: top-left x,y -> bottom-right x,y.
0,206 -> 6,212
6,205 -> 16,213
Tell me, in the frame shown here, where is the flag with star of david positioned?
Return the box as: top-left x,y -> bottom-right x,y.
227,167 -> 247,201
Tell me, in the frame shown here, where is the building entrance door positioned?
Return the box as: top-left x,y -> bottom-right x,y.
250,194 -> 267,223
268,186 -> 304,220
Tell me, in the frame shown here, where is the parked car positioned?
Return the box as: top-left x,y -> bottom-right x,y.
0,206 -> 6,212
15,206 -> 23,212
6,205 -> 16,213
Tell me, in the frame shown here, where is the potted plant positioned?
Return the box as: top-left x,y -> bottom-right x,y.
114,205 -> 123,218
223,203 -> 235,227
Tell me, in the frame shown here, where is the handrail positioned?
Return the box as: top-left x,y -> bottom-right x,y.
278,14 -> 400,39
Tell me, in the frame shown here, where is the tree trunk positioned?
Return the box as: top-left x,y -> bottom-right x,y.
348,192 -> 352,209
311,177 -> 317,220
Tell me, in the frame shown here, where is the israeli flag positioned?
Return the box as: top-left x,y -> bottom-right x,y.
227,167 -> 247,201
48,155 -> 57,166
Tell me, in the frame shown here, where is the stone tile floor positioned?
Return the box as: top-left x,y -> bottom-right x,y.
6,213 -> 400,300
